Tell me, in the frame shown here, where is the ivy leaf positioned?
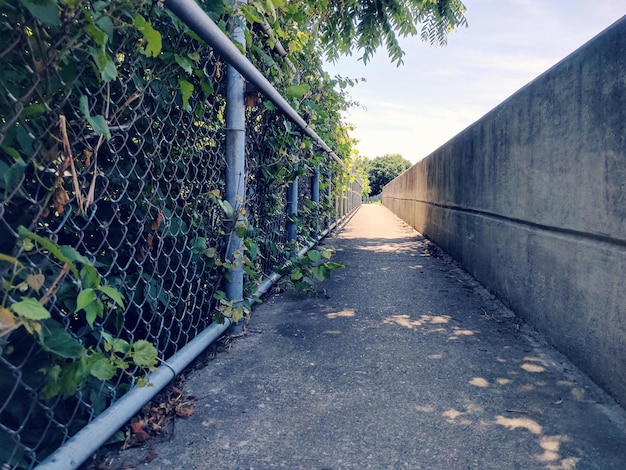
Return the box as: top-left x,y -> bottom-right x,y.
83,299 -> 103,329
20,0 -> 60,27
217,199 -> 234,218
131,340 -> 158,368
134,14 -> 162,58
246,240 -> 261,260
101,331 -> 131,354
87,353 -> 117,381
39,319 -> 84,359
1,146 -> 21,160
100,57 -> 118,82
324,262 -> 345,270
21,103 -> 47,118
85,24 -> 107,47
235,223 -> 247,238
95,14 -> 114,41
11,297 -> 51,320
311,265 -> 329,281
79,95 -> 111,139
175,54 -> 193,74
76,288 -> 96,313
307,250 -> 322,262
178,79 -> 194,111
98,285 -> 124,308
285,83 -> 309,100
4,159 -> 27,194
89,48 -> 118,83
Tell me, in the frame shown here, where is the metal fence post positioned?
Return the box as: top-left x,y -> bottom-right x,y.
286,158 -> 299,243
225,0 -> 246,333
311,165 -> 320,241
328,167 -> 333,228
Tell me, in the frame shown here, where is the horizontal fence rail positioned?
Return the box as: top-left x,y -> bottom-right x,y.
0,1 -> 361,468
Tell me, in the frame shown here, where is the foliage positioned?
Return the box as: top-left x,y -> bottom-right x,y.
351,154 -> 372,197
281,0 -> 468,65
365,153 -> 412,195
276,247 -> 345,296
0,226 -> 158,388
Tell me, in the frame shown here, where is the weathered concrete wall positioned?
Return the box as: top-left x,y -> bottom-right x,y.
382,17 -> 626,406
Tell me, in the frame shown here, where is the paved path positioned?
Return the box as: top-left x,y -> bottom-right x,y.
105,205 -> 626,469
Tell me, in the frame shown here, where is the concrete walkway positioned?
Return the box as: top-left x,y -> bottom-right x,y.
105,205 -> 626,469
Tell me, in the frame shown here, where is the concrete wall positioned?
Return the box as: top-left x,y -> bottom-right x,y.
382,17 -> 626,406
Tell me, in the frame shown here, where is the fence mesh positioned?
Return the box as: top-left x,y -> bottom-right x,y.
0,2 -> 360,468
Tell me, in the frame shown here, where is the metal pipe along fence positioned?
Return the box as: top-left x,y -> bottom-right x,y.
0,1 -> 361,468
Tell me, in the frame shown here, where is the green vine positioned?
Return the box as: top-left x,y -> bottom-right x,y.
0,227 -> 158,399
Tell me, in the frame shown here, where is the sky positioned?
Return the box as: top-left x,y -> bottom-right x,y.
324,1 -> 625,163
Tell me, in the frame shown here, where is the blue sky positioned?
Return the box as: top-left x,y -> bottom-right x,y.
324,1 -> 625,163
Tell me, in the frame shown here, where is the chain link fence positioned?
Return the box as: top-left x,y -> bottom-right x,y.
0,2 -> 361,468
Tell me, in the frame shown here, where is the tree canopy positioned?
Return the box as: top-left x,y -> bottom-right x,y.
366,154 -> 412,195
309,0 -> 468,65
240,0 -> 468,67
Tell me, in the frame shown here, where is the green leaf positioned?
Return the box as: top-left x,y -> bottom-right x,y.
178,79 -> 194,110
79,264 -> 101,289
263,100 -> 276,111
88,353 -> 117,380
83,299 -> 103,329
86,24 -> 107,47
20,0 -> 60,26
90,113 -> 112,138
324,262 -> 345,270
11,297 -> 50,320
175,54 -> 193,74
100,57 -> 118,82
41,360 -> 89,398
134,14 -> 162,57
217,199 -> 234,218
235,223 -> 247,238
95,15 -> 114,42
98,285 -> 124,308
4,159 -> 27,194
101,331 -> 131,354
76,288 -> 96,312
246,240 -> 261,260
21,103 -> 46,118
89,48 -> 118,83
285,83 -> 309,100
307,250 -> 322,262
79,95 -> 111,139
200,78 -> 214,94
311,265 -> 329,281
1,146 -> 21,161
131,340 -> 158,368
290,267 -> 303,281
39,319 -> 84,359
